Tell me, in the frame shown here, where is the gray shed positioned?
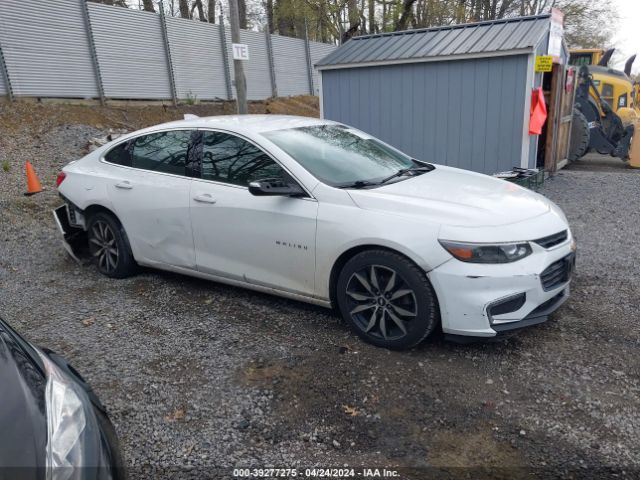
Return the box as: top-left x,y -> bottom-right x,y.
316,14 -> 571,175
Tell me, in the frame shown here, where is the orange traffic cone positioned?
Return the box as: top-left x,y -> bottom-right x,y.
24,161 -> 43,196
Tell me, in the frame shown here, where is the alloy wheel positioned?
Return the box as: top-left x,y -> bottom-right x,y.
89,220 -> 119,274
344,265 -> 417,341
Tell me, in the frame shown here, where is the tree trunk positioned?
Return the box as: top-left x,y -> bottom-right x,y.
207,0 -> 216,22
276,0 -> 295,36
368,0 -> 375,34
394,0 -> 417,31
347,0 -> 359,30
266,0 -> 275,33
191,0 -> 206,21
457,0 -> 466,23
238,0 -> 247,29
178,0 -> 190,19
141,0 -> 155,12
381,1 -> 387,31
229,0 -> 248,113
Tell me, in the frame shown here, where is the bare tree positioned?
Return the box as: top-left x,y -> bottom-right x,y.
265,0 -> 275,32
141,0 -> 155,12
367,0 -> 375,34
276,0 -> 296,36
191,0 -> 206,20
340,0 -> 360,41
238,0 -> 248,28
87,0 -> 620,47
178,0 -> 190,18
394,0 -> 417,30
207,0 -> 216,22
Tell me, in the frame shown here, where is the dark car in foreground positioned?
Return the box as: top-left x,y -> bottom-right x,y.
0,316 -> 124,479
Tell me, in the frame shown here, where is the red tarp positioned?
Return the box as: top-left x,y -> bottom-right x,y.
529,87 -> 547,135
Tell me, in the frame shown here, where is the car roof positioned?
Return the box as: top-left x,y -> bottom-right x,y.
154,114 -> 337,134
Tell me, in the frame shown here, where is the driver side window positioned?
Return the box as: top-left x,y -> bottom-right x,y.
201,131 -> 286,186
131,130 -> 193,175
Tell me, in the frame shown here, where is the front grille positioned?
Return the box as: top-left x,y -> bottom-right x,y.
534,230 -> 568,249
540,255 -> 573,291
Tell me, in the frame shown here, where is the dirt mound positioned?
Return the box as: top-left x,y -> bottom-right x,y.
0,96 -> 320,133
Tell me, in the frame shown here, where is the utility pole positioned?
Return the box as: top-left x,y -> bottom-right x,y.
228,0 -> 248,114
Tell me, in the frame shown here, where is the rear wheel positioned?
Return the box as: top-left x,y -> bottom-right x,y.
336,250 -> 439,350
87,212 -> 136,278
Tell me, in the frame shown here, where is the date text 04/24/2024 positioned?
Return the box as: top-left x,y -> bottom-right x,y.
232,468 -> 400,478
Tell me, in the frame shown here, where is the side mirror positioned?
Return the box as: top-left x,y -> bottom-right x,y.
248,178 -> 306,197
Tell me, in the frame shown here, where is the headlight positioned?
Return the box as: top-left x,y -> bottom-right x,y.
37,351 -> 103,479
439,240 -> 532,263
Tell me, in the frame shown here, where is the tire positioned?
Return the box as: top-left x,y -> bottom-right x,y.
569,108 -> 590,161
87,211 -> 137,279
336,249 -> 439,350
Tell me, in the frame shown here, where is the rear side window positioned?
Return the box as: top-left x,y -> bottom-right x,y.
201,131 -> 286,186
104,142 -> 132,167
131,130 -> 193,176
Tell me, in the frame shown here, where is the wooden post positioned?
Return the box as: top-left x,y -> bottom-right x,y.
218,14 -> 233,101
556,66 -> 576,170
228,0 -> 247,114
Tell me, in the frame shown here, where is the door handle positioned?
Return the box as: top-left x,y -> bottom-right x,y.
115,181 -> 133,190
193,193 -> 217,204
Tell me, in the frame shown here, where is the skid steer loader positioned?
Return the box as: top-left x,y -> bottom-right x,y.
569,49 -> 638,117
568,49 -> 637,162
571,65 -> 634,160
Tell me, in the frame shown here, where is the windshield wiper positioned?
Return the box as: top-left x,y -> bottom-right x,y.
337,180 -> 376,189
377,165 -> 433,185
338,160 -> 434,190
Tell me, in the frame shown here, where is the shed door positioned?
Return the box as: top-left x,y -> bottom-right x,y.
544,64 -> 576,172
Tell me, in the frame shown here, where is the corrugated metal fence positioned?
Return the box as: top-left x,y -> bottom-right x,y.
0,0 -> 337,102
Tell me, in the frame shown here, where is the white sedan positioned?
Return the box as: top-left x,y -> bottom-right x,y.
54,115 -> 575,349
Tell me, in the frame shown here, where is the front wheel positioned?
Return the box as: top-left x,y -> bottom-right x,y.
336,250 -> 439,350
87,212 -> 137,279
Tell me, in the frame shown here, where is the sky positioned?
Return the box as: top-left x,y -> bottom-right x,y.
611,0 -> 640,75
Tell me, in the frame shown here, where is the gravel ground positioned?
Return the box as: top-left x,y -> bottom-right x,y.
1,107 -> 639,479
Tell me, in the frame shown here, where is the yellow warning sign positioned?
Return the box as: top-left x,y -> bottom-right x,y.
535,55 -> 553,72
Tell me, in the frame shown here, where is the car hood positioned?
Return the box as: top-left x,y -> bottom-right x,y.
0,326 -> 46,473
347,165 -> 550,227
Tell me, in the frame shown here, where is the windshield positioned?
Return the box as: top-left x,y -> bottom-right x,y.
262,125 -> 417,187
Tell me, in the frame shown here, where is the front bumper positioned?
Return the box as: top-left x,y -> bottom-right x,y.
428,238 -> 575,338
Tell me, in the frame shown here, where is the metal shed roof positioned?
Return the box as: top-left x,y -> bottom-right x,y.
317,14 -> 551,69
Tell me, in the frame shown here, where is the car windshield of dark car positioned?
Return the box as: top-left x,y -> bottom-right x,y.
262,125 -> 417,187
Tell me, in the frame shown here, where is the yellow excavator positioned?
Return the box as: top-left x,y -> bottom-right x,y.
568,48 -> 639,165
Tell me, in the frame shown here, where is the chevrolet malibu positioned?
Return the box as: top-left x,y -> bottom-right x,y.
54,115 -> 575,349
